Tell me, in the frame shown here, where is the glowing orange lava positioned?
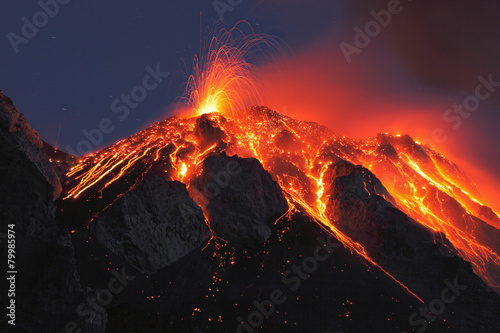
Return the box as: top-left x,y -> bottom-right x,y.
63,26 -> 500,302
179,22 -> 278,118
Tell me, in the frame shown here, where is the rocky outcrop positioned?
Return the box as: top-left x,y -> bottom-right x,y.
0,90 -> 62,199
191,153 -> 289,248
90,176 -> 211,274
194,112 -> 229,148
324,160 -> 452,264
0,105 -> 106,332
323,159 -> 500,332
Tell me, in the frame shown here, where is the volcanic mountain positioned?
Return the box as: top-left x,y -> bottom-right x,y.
2,90 -> 500,333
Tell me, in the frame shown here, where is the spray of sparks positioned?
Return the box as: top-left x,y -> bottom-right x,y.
179,22 -> 278,118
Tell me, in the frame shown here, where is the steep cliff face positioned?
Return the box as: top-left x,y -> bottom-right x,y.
0,90 -> 62,199
0,94 -> 106,333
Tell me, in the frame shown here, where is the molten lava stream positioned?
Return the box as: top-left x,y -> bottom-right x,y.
225,114 -> 426,304
293,191 -> 426,303
357,142 -> 500,290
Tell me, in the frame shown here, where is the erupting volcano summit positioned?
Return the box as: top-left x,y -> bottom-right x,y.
2,25 -> 500,333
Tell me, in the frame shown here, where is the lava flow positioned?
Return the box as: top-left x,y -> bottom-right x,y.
62,25 -> 500,299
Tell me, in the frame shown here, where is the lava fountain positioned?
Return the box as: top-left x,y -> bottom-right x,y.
179,22 -> 279,118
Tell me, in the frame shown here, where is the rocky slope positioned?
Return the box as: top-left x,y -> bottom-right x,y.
90,176 -> 211,274
1,92 -> 500,333
0,91 -> 106,333
191,153 -> 289,248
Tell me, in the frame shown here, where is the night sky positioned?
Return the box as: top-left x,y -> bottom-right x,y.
1,1 -> 499,208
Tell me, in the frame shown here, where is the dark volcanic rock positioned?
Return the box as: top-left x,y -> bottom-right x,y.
90,175 -> 211,274
274,128 -> 304,152
324,159 -> 500,332
192,153 -> 289,248
43,140 -> 76,180
325,160 -> 452,261
103,209 -> 459,333
0,97 -> 106,332
0,90 -> 62,199
324,160 -> 395,205
375,143 -> 399,160
194,112 -> 228,147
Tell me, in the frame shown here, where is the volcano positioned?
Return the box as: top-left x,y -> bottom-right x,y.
2,89 -> 500,333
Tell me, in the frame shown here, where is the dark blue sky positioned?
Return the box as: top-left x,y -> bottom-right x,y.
1,1 -> 499,207
0,0 -> 343,153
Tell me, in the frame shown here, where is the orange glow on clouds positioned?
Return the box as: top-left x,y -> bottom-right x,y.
257,36 -> 500,214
